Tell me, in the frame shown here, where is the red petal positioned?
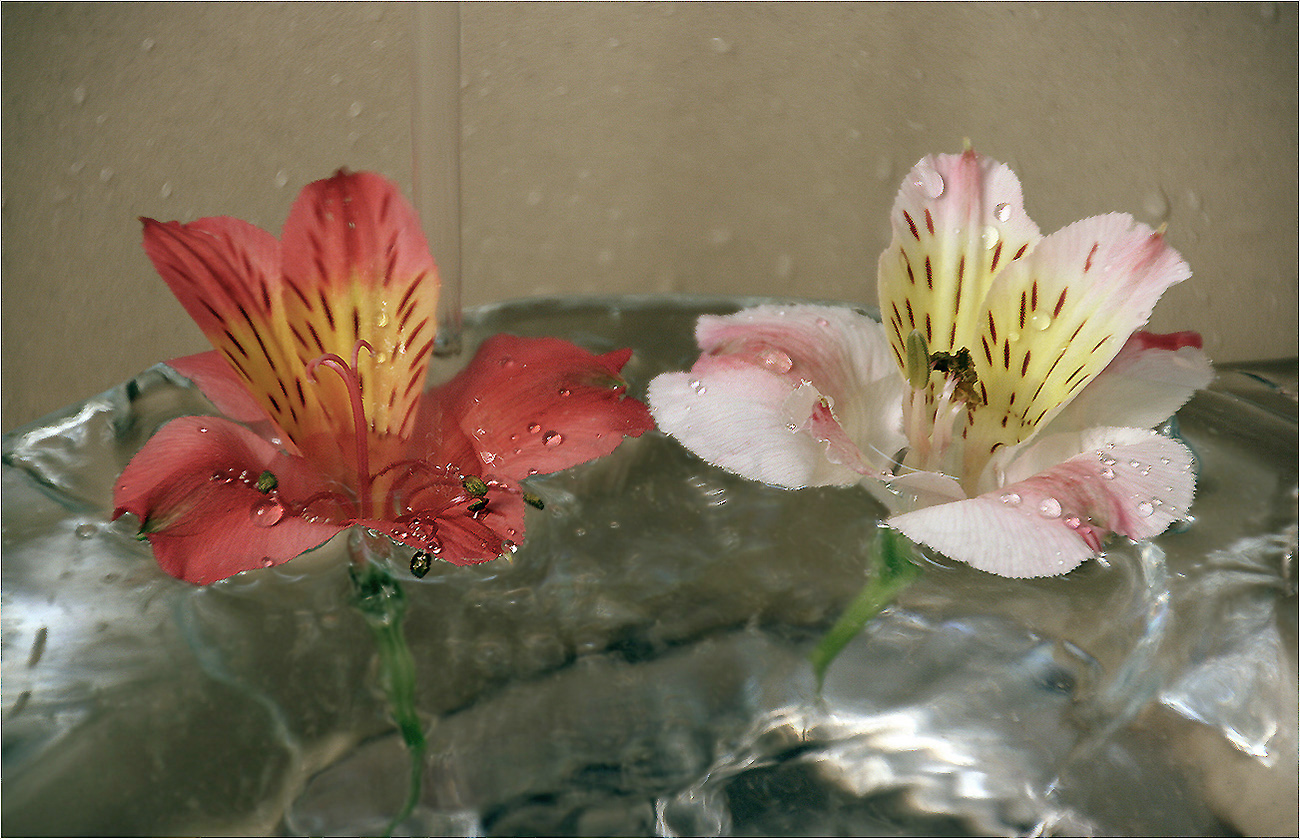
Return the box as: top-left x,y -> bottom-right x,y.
279,171 -> 441,442
113,417 -> 344,584
141,216 -> 281,342
167,350 -> 279,425
425,335 -> 653,481
364,482 -> 527,567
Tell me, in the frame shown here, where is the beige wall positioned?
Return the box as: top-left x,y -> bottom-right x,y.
4,2 -> 1296,432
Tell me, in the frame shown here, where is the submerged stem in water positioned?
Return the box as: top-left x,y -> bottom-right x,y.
809,526 -> 923,688
349,562 -> 427,836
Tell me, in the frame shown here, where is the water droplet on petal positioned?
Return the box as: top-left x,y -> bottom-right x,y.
542,431 -> 564,447
982,226 -> 1000,249
1007,330 -> 1021,343
689,378 -> 707,394
994,202 -> 1012,222
1000,492 -> 1022,506
1064,515 -> 1082,530
911,160 -> 945,199
75,523 -> 97,539
527,422 -> 542,433
251,497 -> 286,526
558,387 -> 571,397
347,100 -> 364,118
1099,454 -> 1116,466
140,37 -> 155,52
1136,500 -> 1155,517
72,86 -> 86,105
260,556 -> 275,567
815,317 -> 830,328
759,348 -> 793,373
1029,313 -> 1052,331
1100,467 -> 1116,480
274,170 -> 289,189
708,36 -> 731,53
498,355 -> 516,368
159,181 -> 173,198
1039,497 -> 1062,518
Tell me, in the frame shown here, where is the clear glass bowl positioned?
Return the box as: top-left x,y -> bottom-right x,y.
3,296 -> 1295,836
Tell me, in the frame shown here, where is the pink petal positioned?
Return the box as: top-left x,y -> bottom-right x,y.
649,305 -> 906,487
113,417 -> 344,584
1045,330 -> 1214,434
889,428 -> 1195,578
424,334 -> 653,482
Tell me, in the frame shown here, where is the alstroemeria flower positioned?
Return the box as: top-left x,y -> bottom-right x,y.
114,171 -> 652,584
649,150 -> 1212,578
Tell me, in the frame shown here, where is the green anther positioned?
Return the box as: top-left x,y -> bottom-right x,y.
467,497 -> 488,513
256,470 -> 278,493
461,475 -> 489,497
905,329 -> 930,389
523,491 -> 545,510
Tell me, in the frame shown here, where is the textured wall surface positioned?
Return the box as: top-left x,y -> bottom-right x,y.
4,2 -> 1297,430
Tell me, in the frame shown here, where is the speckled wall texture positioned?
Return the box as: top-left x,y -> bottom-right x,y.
3,2 -> 1297,430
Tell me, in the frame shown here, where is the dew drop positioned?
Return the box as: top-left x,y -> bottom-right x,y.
1007,330 -> 1021,343
527,422 -> 542,434
911,160 -> 945,199
498,355 -> 517,368
140,37 -> 155,52
542,431 -> 564,447
1129,459 -> 1142,469
558,388 -> 571,397
1000,492 -> 1021,506
759,348 -> 793,373
72,86 -> 86,105
1136,500 -> 1155,517
994,202 -> 1012,222
1064,515 -> 1082,530
159,181 -> 173,198
689,378 -> 707,395
348,101 -> 364,118
708,36 -> 731,53
197,426 -> 209,433
98,167 -> 114,183
1159,456 -> 1172,466
815,317 -> 830,328
982,226 -> 1000,249
260,557 -> 275,568
251,497 -> 286,527
75,523 -> 97,539
1029,313 -> 1052,331
1100,467 -> 1116,480
1038,497 -> 1062,519
274,169 -> 289,189
1099,454 -> 1116,466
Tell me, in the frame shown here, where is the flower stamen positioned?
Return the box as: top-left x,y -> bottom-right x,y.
308,340 -> 376,518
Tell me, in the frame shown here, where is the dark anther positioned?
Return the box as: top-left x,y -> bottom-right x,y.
462,475 -> 489,497
523,491 -> 546,510
256,470 -> 278,493
467,497 -> 488,513
930,347 -> 983,405
410,550 -> 432,578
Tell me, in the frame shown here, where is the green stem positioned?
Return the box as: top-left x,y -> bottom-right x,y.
350,562 -> 427,837
809,526 -> 923,689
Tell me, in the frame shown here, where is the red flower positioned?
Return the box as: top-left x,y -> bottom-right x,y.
114,171 -> 652,584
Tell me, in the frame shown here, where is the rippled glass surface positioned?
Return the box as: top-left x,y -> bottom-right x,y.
3,297 -> 1296,836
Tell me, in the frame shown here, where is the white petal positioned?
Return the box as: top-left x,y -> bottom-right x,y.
650,304 -> 908,487
891,427 -> 1196,578
648,368 -> 864,488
